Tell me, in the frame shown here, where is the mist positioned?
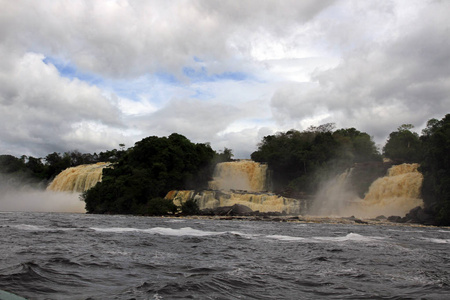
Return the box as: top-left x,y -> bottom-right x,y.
308,164 -> 424,219
309,168 -> 360,217
0,174 -> 86,213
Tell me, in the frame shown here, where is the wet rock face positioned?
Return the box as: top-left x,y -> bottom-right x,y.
199,204 -> 286,217
200,204 -> 254,216
387,206 -> 437,226
403,206 -> 437,225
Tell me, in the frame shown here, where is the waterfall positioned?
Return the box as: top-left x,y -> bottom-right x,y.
166,160 -> 305,214
360,163 -> 423,218
310,163 -> 424,218
167,190 -> 304,215
47,162 -> 111,193
208,160 -> 268,192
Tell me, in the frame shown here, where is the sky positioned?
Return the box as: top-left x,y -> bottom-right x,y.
0,0 -> 449,159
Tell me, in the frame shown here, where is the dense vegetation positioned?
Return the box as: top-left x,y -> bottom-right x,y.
0,148 -> 125,185
82,133 -> 228,215
418,115 -> 450,225
251,124 -> 382,197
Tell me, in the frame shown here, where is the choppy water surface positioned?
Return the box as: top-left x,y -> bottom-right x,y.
1,212 -> 450,299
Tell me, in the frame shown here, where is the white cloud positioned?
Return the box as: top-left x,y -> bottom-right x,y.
269,0 -> 450,143
0,0 -> 448,158
0,51 -> 125,155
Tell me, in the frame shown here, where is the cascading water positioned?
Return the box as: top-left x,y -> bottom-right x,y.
310,163 -> 424,218
166,160 -> 306,214
168,189 -> 304,215
359,163 -> 423,218
47,162 -> 110,193
208,160 -> 269,192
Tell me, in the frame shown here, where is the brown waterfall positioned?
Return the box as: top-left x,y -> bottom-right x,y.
359,163 -> 423,218
167,189 -> 305,215
310,163 -> 424,218
166,160 -> 306,214
47,162 -> 110,193
208,160 -> 268,192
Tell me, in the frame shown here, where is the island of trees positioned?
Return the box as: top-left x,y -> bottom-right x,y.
1,114 -> 450,225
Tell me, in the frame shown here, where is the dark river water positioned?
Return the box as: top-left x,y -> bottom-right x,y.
1,212 -> 450,299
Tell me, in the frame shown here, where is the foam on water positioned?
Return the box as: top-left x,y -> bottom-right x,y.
266,232 -> 384,243
10,224 -> 79,232
266,235 -> 306,241
164,219 -> 186,223
423,238 -> 450,244
12,224 -> 44,231
89,226 -> 385,243
90,226 -> 227,237
314,232 -> 384,242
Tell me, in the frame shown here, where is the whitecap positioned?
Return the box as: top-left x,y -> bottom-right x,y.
422,238 -> 450,244
264,232 -> 384,243
90,226 -> 226,237
314,232 -> 384,242
266,234 -> 306,241
11,224 -> 79,232
164,219 -> 186,223
227,231 -> 259,239
388,229 -> 425,233
13,224 -> 44,231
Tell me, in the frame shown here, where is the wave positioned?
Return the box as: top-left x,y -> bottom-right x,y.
0,261 -> 85,295
422,238 -> 450,244
9,224 -> 79,232
266,235 -> 306,241
91,226 -> 259,239
90,226 -> 227,237
164,219 -> 186,223
266,233 -> 384,243
314,232 -> 384,242
89,226 -> 384,244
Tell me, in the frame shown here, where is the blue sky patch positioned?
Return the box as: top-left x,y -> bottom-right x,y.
183,66 -> 248,82
42,56 -> 104,86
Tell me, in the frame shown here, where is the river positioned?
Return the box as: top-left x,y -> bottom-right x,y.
1,212 -> 449,299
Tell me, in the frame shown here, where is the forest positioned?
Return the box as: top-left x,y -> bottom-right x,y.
1,115 -> 449,225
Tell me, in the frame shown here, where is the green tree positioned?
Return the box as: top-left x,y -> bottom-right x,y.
251,125 -> 380,196
44,152 -> 71,179
0,155 -> 27,174
333,128 -> 381,163
383,124 -> 421,163
419,115 -> 450,225
82,133 -> 216,215
25,156 -> 46,179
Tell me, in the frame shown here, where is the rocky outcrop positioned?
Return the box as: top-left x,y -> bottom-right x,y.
200,204 -> 254,216
387,206 -> 437,225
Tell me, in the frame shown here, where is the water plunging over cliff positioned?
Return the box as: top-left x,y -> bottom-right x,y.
167,189 -> 305,215
166,160 -> 306,214
208,160 -> 269,192
47,162 -> 110,193
311,163 -> 424,218
360,163 -> 423,217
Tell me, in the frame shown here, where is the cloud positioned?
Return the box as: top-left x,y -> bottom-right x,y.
270,0 -> 450,142
0,51 -> 125,155
0,0 -> 335,78
0,0 -> 449,159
